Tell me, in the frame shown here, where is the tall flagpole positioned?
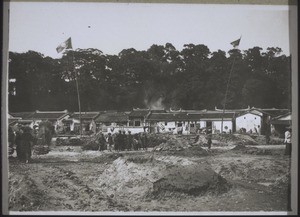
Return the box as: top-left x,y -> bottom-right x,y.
220,56 -> 236,133
70,50 -> 82,137
221,36 -> 241,133
58,37 -> 82,136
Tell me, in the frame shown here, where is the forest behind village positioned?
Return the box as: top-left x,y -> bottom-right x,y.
8,43 -> 291,112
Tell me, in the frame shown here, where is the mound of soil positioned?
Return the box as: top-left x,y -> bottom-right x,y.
165,146 -> 209,157
211,156 -> 290,183
152,164 -> 231,197
98,155 -> 230,201
152,134 -> 205,152
97,156 -> 164,199
231,145 -> 273,155
213,134 -> 258,146
147,134 -> 169,148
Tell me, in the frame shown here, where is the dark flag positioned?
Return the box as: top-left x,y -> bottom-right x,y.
56,37 -> 73,53
230,37 -> 241,48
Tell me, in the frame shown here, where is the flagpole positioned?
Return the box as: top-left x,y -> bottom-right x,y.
70,49 -> 82,137
220,54 -> 237,133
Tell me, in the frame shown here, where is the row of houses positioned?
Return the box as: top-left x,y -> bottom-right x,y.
8,107 -> 291,137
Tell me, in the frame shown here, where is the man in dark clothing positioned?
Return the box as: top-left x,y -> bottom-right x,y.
21,127 -> 34,163
107,133 -> 113,151
15,127 -> 23,161
121,131 -> 127,151
133,134 -> 139,151
98,133 -> 106,151
8,126 -> 15,156
127,131 -> 133,151
206,130 -> 212,150
141,133 -> 148,150
114,130 -> 122,151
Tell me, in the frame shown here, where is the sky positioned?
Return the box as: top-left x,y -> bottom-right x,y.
8,2 -> 290,58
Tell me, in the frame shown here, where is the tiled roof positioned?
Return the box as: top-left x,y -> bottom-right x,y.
271,112 -> 291,120
70,112 -> 100,120
129,110 -> 151,118
147,113 -> 192,121
147,112 -> 235,121
260,109 -> 290,117
95,112 -> 128,123
189,112 -> 235,120
30,110 -> 68,120
9,112 -> 35,119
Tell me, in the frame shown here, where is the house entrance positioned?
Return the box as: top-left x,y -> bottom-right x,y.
206,121 -> 212,132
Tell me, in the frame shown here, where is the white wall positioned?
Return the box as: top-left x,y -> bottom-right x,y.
236,113 -> 262,134
212,120 -> 232,133
155,121 -> 176,133
101,126 -> 145,135
199,121 -> 206,128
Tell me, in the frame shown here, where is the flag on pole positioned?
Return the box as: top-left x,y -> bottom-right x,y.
56,37 -> 72,53
230,37 -> 241,48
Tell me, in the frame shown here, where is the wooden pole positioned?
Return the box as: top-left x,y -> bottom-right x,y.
70,50 -> 82,137
221,56 -> 236,133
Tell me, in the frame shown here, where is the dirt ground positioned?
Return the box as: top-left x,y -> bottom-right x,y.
8,134 -> 291,212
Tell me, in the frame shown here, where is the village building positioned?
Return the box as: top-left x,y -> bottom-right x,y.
28,110 -> 70,133
146,112 -> 197,134
192,111 -> 236,134
270,112 -> 291,138
62,112 -> 101,134
235,109 -> 271,135
95,111 -> 129,134
8,112 -> 35,128
127,109 -> 152,134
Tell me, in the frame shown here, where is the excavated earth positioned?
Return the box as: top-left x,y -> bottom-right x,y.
8,134 -> 291,213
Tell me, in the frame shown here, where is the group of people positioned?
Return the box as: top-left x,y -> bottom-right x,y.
9,125 -> 37,163
97,130 -> 149,152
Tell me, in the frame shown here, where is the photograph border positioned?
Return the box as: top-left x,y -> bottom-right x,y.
2,0 -> 298,215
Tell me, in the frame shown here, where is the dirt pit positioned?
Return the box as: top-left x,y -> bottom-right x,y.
8,134 -> 291,212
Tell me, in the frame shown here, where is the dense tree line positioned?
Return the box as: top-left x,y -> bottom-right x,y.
8,43 -> 291,112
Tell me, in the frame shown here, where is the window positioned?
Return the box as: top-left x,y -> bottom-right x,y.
254,117 -> 256,119
190,123 -> 195,128
244,117 -> 246,119
165,122 -> 168,126
177,123 -> 182,127
129,120 -> 134,126
134,120 -> 141,127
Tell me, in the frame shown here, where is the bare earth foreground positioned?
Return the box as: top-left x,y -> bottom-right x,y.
8,135 -> 290,212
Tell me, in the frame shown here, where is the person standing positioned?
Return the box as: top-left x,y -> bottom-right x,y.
141,133 -> 148,150
15,126 -> 23,161
21,126 -> 34,163
206,129 -> 212,150
115,130 -> 122,151
98,133 -> 106,151
127,131 -> 133,151
8,126 -> 15,156
107,133 -> 113,152
122,131 -> 127,151
284,128 -> 291,155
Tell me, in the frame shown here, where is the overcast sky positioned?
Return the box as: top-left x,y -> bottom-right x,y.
9,2 -> 290,58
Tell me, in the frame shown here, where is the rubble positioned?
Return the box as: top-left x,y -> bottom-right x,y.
33,145 -> 50,155
82,134 -> 103,150
56,137 -> 85,146
152,134 -> 204,152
